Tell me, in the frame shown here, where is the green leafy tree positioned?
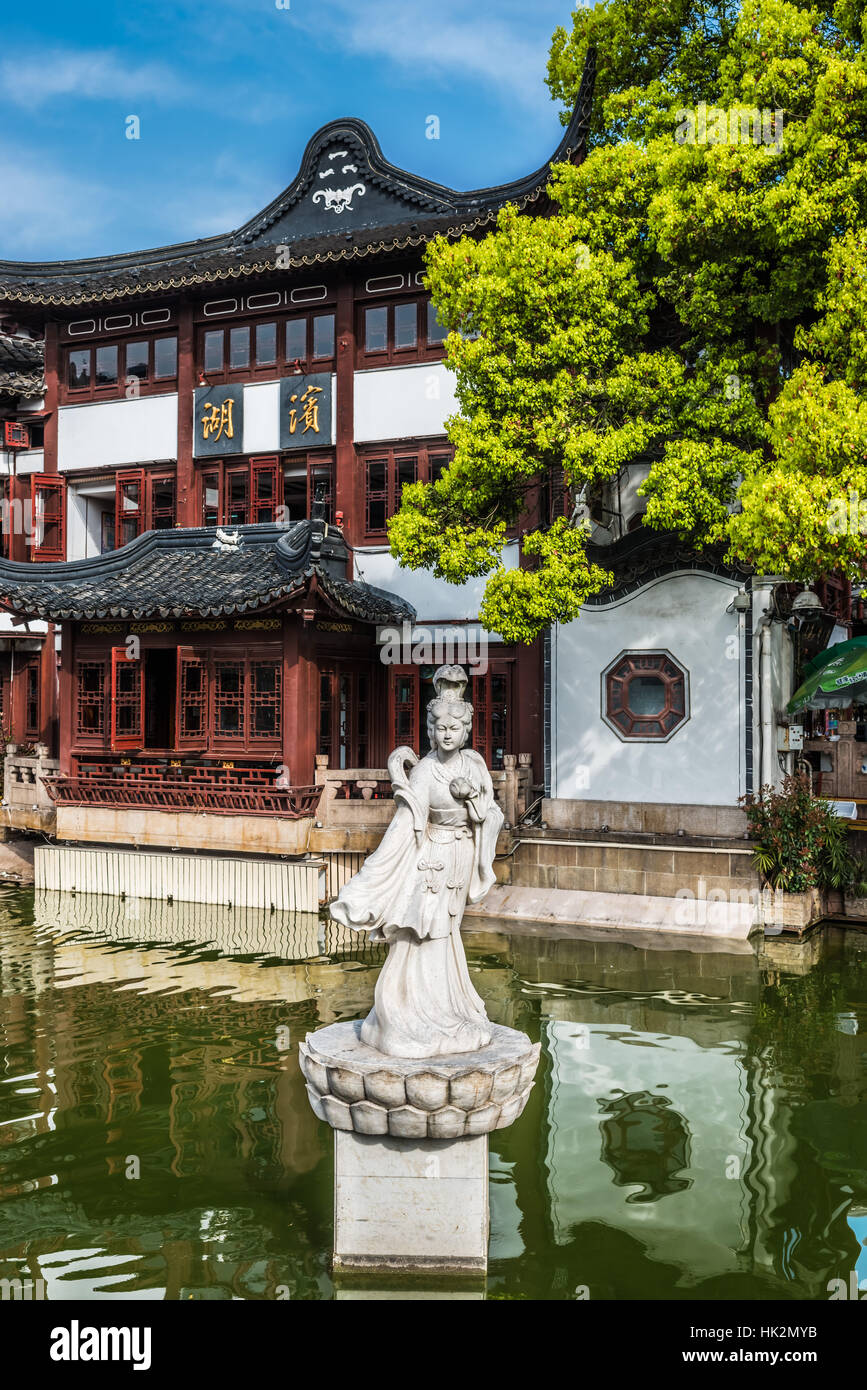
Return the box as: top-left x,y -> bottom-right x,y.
388,0 -> 867,642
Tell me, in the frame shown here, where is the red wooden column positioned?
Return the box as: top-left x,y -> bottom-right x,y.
334,273 -> 356,573
42,321 -> 59,475
39,622 -> 58,752
176,297 -> 196,526
281,614 -> 299,785
57,623 -> 76,775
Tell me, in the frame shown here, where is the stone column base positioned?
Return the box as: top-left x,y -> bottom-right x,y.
333,1131 -> 489,1274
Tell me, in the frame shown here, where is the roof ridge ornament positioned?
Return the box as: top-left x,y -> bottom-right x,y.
212,527 -> 242,553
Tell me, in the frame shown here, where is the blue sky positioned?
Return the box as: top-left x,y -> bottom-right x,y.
0,0 -> 582,263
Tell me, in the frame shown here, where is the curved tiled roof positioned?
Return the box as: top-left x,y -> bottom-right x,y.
0,331 -> 44,397
0,520 -> 416,624
0,52 -> 596,307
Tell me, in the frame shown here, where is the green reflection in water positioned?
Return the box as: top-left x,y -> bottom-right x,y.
1,886 -> 866,1301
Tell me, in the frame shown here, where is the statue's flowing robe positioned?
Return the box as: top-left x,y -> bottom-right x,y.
330,747 -> 503,1057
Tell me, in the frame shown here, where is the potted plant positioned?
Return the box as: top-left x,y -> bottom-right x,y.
741,775 -> 856,931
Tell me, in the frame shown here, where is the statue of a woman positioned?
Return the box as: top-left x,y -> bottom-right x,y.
330,665 -> 503,1059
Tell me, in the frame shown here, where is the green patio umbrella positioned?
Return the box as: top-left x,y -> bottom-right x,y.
800,635 -> 867,680
787,642 -> 867,713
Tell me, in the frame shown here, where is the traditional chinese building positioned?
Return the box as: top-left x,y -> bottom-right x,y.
0,51 -> 832,923
0,64 -> 598,858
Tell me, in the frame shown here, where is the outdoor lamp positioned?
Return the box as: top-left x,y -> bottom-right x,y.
791,585 -> 823,620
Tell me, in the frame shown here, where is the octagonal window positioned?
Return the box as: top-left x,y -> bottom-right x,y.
602,650 -> 689,741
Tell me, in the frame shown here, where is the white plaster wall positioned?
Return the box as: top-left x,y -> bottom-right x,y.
242,381 -> 281,453
354,362 -> 458,443
67,484 -> 112,560
353,542 -> 519,624
552,571 -> 743,805
58,395 -> 178,470
0,449 -> 43,476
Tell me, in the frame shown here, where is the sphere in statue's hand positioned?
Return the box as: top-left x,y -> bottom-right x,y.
449,777 -> 473,801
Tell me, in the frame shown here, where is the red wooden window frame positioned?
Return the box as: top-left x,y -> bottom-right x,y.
76,660 -> 106,739
319,665 -> 373,769
250,659 -> 282,740
472,665 -> 512,770
176,648 -> 207,748
24,660 -> 40,738
61,333 -> 178,404
214,660 -> 245,740
199,458 -> 279,526
114,469 -> 176,548
31,475 -> 66,561
197,309 -> 336,384
389,667 -> 420,753
360,445 -> 446,539
604,652 -> 688,740
251,456 -> 279,524
110,647 -> 144,751
115,469 -> 145,548
355,296 -> 447,367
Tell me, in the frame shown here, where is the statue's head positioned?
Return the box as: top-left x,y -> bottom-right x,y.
427,666 -> 473,751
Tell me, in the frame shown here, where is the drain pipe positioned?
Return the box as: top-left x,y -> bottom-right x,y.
757,610 -> 775,792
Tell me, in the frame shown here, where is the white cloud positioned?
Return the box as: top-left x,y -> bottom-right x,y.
0,48 -> 184,109
0,144 -> 114,256
284,0 -> 562,108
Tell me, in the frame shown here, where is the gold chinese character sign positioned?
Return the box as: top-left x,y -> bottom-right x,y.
280,372 -> 332,450
194,386 -> 244,458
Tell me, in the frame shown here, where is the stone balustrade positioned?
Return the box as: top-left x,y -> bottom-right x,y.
2,743 -> 59,832
315,752 -> 535,828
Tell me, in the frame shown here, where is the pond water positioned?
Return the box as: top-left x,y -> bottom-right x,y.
1,886 -> 866,1301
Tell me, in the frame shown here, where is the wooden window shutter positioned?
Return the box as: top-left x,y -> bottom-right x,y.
472,672 -> 491,767
31,475 -> 66,561
176,646 -> 208,748
110,646 -> 144,751
250,455 -> 279,524
115,469 -> 146,548
390,666 -> 420,752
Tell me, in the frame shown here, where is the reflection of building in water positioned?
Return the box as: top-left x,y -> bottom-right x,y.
33,887 -> 380,964
598,1092 -> 691,1202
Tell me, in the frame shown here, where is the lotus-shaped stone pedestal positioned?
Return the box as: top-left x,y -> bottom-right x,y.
302,1020 -> 540,1274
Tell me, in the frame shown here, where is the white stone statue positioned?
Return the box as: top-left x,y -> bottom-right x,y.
330,664 -> 504,1059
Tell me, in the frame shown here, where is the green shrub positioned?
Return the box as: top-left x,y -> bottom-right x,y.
741,775 -> 857,894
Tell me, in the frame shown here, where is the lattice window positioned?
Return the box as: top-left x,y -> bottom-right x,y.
77,662 -> 105,736
603,650 -> 689,741
111,649 -> 143,749
151,475 -> 176,529
178,656 -> 207,742
318,671 -> 333,757
356,672 -> 369,767
251,661 -> 281,739
31,475 -> 66,561
366,459 -> 388,534
115,470 -> 144,547
215,661 -> 244,738
251,456 -> 279,524
24,662 -> 39,738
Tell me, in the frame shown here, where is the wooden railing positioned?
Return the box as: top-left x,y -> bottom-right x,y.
42,761 -> 323,819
